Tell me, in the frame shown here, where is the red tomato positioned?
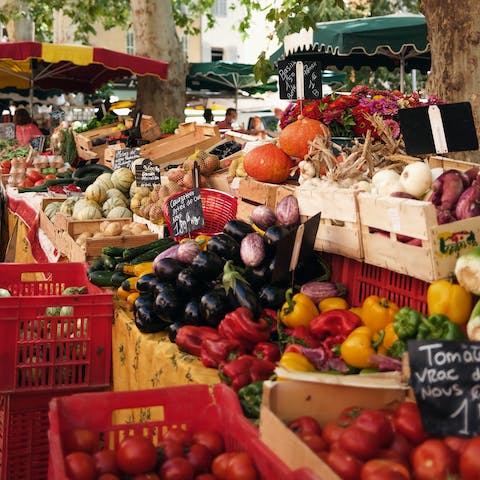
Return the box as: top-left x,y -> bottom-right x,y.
459,437 -> 480,480
322,422 -> 346,447
26,169 -> 43,182
34,179 -> 45,186
325,447 -> 363,480
160,439 -> 185,460
299,433 -> 328,455
377,448 -> 410,469
18,178 -> 34,188
64,428 -> 99,454
93,449 -> 119,475
338,406 -> 364,424
185,443 -> 214,474
195,475 -> 216,480
116,435 -> 158,475
339,425 -> 381,460
159,457 -> 195,480
393,402 -> 428,445
444,436 -> 468,460
192,429 -> 225,456
287,415 -> 322,436
164,429 -> 193,447
133,474 -> 160,480
361,459 -> 411,480
65,451 -> 96,480
387,432 -> 414,461
44,173 -> 57,180
353,409 -> 394,447
411,438 -> 456,480
211,452 -> 258,480
98,475 -> 120,480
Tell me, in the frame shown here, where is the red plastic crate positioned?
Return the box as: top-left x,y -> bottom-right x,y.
163,188 -> 238,241
48,384 -> 314,480
330,253 -> 429,313
0,263 -> 113,393
0,389 -> 103,480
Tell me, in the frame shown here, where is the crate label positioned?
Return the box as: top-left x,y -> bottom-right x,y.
387,207 -> 401,232
408,340 -> 480,437
167,188 -> 204,237
436,230 -> 478,257
135,158 -> 161,187
114,147 -> 140,169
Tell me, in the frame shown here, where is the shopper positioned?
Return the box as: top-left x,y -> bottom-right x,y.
203,108 -> 214,124
216,108 -> 238,130
13,107 -> 43,146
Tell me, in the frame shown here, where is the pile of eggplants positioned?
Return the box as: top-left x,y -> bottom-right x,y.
133,204 -> 330,338
428,167 -> 480,223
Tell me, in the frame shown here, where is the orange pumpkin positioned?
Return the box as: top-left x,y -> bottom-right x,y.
243,143 -> 293,184
279,116 -> 330,159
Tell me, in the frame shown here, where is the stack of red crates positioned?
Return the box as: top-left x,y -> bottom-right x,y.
0,263 -> 113,480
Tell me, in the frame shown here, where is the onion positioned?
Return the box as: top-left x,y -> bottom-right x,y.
251,204 -> 277,230
399,162 -> 432,198
275,195 -> 300,226
455,180 -> 480,220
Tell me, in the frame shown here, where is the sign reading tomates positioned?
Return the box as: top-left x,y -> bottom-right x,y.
408,340 -> 480,437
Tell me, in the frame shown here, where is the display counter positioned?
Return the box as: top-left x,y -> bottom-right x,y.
112,303 -> 220,392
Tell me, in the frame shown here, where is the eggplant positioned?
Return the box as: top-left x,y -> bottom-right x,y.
166,322 -> 182,343
182,299 -> 203,326
275,194 -> 300,227
136,273 -> 159,295
206,233 -> 241,262
259,284 -> 287,310
223,219 -> 255,242
153,257 -> 187,281
133,296 -> 169,333
263,225 -> 291,254
176,267 -> 205,296
251,204 -> 277,230
153,284 -> 184,324
294,253 -> 331,284
240,233 -> 266,267
199,288 -> 230,327
191,250 -> 224,280
245,260 -> 273,288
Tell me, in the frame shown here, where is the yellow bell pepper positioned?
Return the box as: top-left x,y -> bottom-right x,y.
340,326 -> 378,369
278,351 -> 316,372
349,306 -> 363,319
373,322 -> 398,355
361,295 -> 399,332
279,288 -> 319,328
427,279 -> 473,325
318,297 -> 349,312
194,234 -> 211,250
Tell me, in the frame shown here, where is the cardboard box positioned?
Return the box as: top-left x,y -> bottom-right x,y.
260,380 -> 409,479
294,185 -> 363,260
358,192 -> 480,282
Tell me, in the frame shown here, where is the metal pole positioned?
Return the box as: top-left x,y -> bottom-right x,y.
400,56 -> 405,93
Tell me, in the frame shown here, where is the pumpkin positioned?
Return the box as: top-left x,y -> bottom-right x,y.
111,167 -> 135,193
279,116 -> 330,160
85,183 -> 107,204
243,143 -> 293,184
107,206 -> 133,219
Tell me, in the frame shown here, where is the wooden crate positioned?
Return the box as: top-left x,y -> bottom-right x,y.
358,192 -> 480,282
140,122 -> 221,166
74,124 -> 123,162
103,143 -> 127,168
428,155 -> 479,171
125,115 -> 161,142
294,185 -> 363,260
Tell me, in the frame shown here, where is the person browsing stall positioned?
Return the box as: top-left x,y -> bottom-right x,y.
14,107 -> 43,146
216,108 -> 238,130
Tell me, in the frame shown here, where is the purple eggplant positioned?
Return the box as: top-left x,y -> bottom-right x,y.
240,233 -> 266,267
455,180 -> 480,219
428,169 -> 466,210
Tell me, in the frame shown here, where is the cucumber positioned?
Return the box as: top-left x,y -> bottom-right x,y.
87,270 -> 115,287
122,238 -> 177,261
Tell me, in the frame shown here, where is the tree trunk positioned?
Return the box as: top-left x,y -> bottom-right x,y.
422,0 -> 480,162
130,0 -> 187,128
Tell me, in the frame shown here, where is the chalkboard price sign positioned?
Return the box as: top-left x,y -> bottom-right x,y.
167,188 -> 204,237
408,340 -> 480,437
278,60 -> 323,100
30,135 -> 46,152
134,158 -> 161,187
114,147 -> 140,169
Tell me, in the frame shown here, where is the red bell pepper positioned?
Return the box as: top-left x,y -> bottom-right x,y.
309,309 -> 361,341
175,325 -> 221,357
252,341 -> 280,362
284,325 -> 323,348
218,307 -> 271,350
219,354 -> 276,391
200,337 -> 245,368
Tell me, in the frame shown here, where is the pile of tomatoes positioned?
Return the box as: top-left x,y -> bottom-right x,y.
62,426 -> 260,480
287,400 -> 480,479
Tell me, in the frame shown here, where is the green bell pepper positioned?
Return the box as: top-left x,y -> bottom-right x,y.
417,314 -> 467,341
237,380 -> 264,419
387,339 -> 408,358
393,307 -> 424,340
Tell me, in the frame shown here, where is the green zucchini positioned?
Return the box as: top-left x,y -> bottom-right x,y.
111,271 -> 133,288
129,248 -> 166,265
100,254 -> 117,271
88,256 -> 105,273
87,270 -> 115,287
122,238 -> 177,261
103,246 -> 127,257
72,164 -> 113,180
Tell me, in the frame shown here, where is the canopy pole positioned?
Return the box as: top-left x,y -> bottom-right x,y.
400,55 -> 405,93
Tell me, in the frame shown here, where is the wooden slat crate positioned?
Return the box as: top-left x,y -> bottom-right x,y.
140,122 -> 221,166
293,185 -> 363,260
124,115 -> 162,142
74,123 -> 123,162
428,154 -> 479,171
103,143 -> 127,168
358,192 -> 480,283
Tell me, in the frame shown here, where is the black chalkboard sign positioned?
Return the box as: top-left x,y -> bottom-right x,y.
408,340 -> 480,437
30,135 -> 46,152
399,102 -> 479,155
167,188 -> 205,237
134,158 -> 161,187
277,60 -> 323,100
114,147 -> 140,169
